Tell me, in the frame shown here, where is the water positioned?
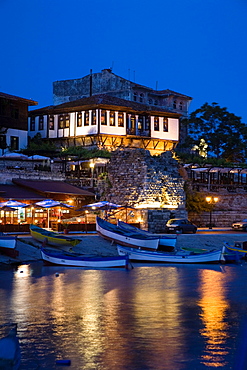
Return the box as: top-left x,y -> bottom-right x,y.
1,261 -> 247,369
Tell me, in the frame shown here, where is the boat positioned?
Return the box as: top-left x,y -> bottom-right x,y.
223,242 -> 247,262
117,220 -> 177,250
117,245 -> 226,263
96,216 -> 160,250
0,324 -> 21,369
30,224 -> 81,250
40,246 -> 130,268
0,236 -> 19,258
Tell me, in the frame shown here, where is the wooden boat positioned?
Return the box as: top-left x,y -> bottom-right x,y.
40,247 -> 130,268
0,236 -> 19,258
117,220 -> 177,250
0,324 -> 21,370
117,245 -> 226,263
96,216 -> 159,251
30,224 -> 81,250
223,242 -> 247,262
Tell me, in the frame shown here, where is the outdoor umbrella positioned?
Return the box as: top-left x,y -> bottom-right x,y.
77,201 -> 123,220
35,199 -> 74,228
28,155 -> 50,161
0,200 -> 29,208
0,153 -> 28,160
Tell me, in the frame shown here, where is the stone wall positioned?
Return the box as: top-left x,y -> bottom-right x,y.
188,193 -> 247,227
105,148 -> 187,232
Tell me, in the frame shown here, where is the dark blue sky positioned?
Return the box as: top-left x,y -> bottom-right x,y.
1,0 -> 247,122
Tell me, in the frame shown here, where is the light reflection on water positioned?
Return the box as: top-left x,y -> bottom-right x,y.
0,262 -> 247,369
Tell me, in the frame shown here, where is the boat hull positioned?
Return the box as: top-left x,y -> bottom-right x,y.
30,225 -> 81,249
96,217 -> 159,250
40,248 -> 129,268
118,220 -> 177,248
0,236 -> 19,258
117,245 -> 225,263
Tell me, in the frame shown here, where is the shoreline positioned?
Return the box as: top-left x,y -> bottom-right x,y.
1,233 -> 247,267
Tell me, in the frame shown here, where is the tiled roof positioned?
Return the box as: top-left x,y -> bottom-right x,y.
12,179 -> 95,197
0,92 -> 38,106
0,184 -> 46,201
29,94 -> 181,116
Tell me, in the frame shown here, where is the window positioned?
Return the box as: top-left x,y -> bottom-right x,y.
38,116 -> 44,130
30,117 -> 35,131
163,117 -> 168,132
11,108 -> 19,119
145,115 -> 150,130
154,117 -> 159,131
130,115 -> 135,129
65,114 -> 70,128
92,110 -> 97,125
139,93 -> 144,103
138,116 -> 144,130
154,100 -> 158,105
58,115 -> 64,129
149,99 -> 153,105
173,100 -> 177,109
0,135 -> 7,150
85,111 -> 89,126
118,112 -> 124,127
110,111 -> 115,126
77,112 -> 82,127
133,92 -> 137,102
179,101 -> 183,110
49,115 -> 54,130
10,136 -> 19,150
101,110 -> 107,125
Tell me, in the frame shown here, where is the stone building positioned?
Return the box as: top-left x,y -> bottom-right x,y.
0,92 -> 37,153
105,148 -> 187,233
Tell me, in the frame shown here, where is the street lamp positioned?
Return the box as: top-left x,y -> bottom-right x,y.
205,196 -> 219,229
89,162 -> 95,188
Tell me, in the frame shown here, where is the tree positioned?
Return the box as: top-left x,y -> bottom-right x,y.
181,103 -> 247,162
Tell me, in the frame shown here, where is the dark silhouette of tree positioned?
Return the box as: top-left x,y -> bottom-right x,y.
181,103 -> 247,162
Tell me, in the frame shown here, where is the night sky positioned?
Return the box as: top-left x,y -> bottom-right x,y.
1,0 -> 247,122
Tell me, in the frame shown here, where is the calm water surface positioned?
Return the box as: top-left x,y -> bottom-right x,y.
1,261 -> 247,369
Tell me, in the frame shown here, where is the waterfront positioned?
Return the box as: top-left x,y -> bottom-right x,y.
1,261 -> 247,369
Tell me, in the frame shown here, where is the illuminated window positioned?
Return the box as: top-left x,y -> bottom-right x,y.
92,110 -> 97,125
110,111 -> 115,126
118,112 -> 124,127
30,117 -> 35,131
10,136 -> 19,150
38,116 -> 44,130
138,116 -> 144,130
163,117 -> 168,132
154,117 -> 159,131
65,114 -> 70,128
101,110 -> 107,125
77,112 -> 82,127
58,115 -> 64,129
49,115 -> 54,130
85,111 -> 89,126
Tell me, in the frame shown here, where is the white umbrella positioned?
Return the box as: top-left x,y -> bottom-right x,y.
35,199 -> 73,228
1,153 -> 28,159
0,200 -> 29,208
28,155 -> 50,161
78,201 -> 121,211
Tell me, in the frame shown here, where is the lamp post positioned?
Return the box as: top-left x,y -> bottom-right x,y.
205,196 -> 219,229
89,162 -> 95,188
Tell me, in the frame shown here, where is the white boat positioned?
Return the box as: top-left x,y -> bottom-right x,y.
0,236 -> 19,258
96,216 -> 159,251
40,247 -> 130,268
117,245 -> 226,263
117,220 -> 177,249
0,324 -> 21,369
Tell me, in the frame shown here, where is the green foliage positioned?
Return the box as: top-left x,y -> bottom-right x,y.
184,183 -> 211,214
60,146 -> 111,159
175,151 -> 247,168
22,133 -> 58,156
182,102 -> 247,162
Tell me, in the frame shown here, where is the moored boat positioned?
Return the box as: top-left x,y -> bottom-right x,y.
118,220 -> 177,250
96,216 -> 159,251
40,247 -> 130,268
117,245 -> 226,263
30,224 -> 81,250
0,236 -> 19,258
